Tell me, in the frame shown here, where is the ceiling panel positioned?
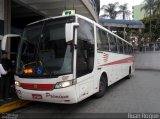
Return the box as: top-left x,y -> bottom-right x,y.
13,0 -> 98,22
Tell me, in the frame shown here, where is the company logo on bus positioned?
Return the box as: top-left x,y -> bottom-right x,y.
32,94 -> 42,99
34,84 -> 38,89
46,93 -> 69,99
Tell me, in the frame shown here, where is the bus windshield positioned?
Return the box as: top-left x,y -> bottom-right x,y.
16,16 -> 75,78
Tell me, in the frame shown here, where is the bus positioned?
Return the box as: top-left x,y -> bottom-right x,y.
2,14 -> 134,104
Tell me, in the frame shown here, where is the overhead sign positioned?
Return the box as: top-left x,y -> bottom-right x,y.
62,10 -> 75,16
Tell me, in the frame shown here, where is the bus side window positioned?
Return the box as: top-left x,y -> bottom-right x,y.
128,45 -> 131,54
108,34 -> 118,53
124,42 -> 128,54
128,45 -> 133,54
117,39 -> 124,54
131,46 -> 134,54
96,28 -> 102,50
76,18 -> 95,78
96,27 -> 109,51
105,32 -> 110,51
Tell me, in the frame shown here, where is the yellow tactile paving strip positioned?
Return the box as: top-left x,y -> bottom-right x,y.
0,100 -> 30,113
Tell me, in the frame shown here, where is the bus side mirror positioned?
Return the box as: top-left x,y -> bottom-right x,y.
1,34 -> 20,50
65,23 -> 79,43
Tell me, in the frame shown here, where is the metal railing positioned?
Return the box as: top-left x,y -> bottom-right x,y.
137,42 -> 160,52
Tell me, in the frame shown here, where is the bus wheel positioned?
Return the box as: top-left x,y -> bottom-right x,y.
126,67 -> 131,79
94,75 -> 107,98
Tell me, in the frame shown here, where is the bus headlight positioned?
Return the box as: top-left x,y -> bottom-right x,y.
55,80 -> 76,89
15,81 -> 21,87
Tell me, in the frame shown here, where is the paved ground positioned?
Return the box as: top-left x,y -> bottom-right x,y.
10,70 -> 160,118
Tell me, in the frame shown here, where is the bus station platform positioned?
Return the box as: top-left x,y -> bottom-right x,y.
0,99 -> 30,113
0,88 -> 30,113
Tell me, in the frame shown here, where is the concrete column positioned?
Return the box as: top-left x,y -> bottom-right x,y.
4,0 -> 11,35
0,0 -> 4,20
81,0 -> 98,22
4,0 -> 11,58
123,27 -> 126,39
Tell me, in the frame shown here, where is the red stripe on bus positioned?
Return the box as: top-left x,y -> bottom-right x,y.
21,83 -> 54,90
99,56 -> 134,67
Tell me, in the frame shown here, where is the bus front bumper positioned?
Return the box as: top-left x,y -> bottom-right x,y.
15,85 -> 78,104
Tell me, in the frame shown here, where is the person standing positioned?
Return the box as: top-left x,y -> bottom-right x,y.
1,51 -> 13,100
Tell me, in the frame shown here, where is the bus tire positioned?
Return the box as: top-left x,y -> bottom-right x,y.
126,67 -> 131,79
94,75 -> 107,98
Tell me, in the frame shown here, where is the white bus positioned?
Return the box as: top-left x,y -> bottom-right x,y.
2,14 -> 134,104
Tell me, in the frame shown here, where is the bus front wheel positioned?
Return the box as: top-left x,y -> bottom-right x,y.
94,75 -> 107,98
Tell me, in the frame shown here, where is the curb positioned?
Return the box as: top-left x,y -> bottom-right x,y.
0,100 -> 30,113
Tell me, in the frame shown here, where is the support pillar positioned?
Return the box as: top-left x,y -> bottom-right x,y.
4,0 -> 11,58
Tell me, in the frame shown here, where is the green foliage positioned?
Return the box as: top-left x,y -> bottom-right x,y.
101,2 -> 119,19
119,3 -> 130,20
140,0 -> 160,43
141,14 -> 160,41
100,2 -> 130,20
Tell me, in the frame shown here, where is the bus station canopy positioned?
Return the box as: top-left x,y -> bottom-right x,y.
13,0 -> 99,22
100,18 -> 144,29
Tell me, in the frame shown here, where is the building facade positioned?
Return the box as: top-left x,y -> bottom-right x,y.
132,4 -> 146,21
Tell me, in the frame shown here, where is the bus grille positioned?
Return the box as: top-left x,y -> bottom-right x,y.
21,83 -> 54,91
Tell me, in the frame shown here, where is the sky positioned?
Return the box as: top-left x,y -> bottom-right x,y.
100,0 -> 145,19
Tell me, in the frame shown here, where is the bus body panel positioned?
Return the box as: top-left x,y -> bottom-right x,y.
76,76 -> 94,101
96,50 -> 134,85
16,85 -> 78,104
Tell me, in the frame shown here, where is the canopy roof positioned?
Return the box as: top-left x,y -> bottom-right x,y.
100,18 -> 144,29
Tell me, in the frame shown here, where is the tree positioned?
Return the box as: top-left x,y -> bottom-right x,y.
119,3 -> 130,20
101,2 -> 119,19
154,0 -> 160,15
141,0 -> 155,32
141,0 -> 155,16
